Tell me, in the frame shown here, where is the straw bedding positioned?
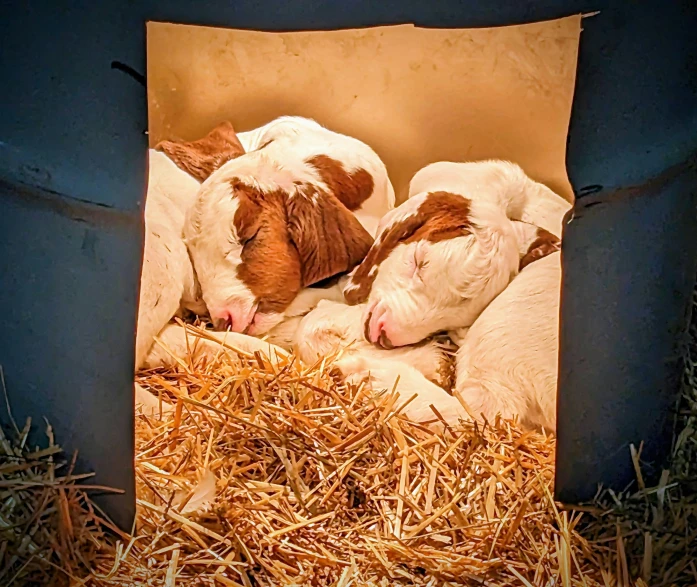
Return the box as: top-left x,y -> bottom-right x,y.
2,304 -> 697,586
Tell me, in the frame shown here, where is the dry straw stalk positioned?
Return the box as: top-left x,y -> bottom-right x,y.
1,315 -> 696,586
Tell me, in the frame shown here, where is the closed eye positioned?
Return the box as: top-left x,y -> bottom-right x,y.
224,235 -> 239,257
225,234 -> 249,258
411,248 -> 428,280
236,226 -> 261,248
240,233 -> 257,247
416,243 -> 429,267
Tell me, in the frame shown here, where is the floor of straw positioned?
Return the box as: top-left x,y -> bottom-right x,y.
2,299 -> 697,586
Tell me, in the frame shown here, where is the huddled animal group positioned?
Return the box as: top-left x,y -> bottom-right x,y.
135,116 -> 572,433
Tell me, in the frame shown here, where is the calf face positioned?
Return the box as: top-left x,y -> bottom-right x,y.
343,191 -> 520,348
183,151 -> 374,336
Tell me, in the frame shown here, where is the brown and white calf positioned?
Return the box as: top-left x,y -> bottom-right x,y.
406,160 -> 570,236
327,160 -> 571,429
183,117 -> 396,339
136,122 -> 299,411
285,216 -> 565,427
136,121 -> 249,371
342,159 -> 569,349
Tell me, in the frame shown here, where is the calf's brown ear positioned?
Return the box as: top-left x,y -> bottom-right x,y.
518,225 -> 561,271
286,184 -> 374,288
155,121 -> 246,182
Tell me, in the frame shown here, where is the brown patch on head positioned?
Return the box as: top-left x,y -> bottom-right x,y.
287,183 -> 374,286
230,178 -> 374,315
307,155 -> 375,211
344,192 -> 472,305
156,121 -> 246,182
519,227 -> 561,270
231,180 -> 302,314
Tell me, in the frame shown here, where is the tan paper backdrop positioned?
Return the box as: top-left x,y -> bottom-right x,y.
147,18 -> 580,203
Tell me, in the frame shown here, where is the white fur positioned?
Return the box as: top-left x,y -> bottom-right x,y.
261,282 -> 347,350
313,244 -> 562,431
134,148 -> 217,412
238,116 -> 395,236
136,120 -> 386,411
452,251 -> 561,432
408,160 -> 571,237
185,116 -> 395,336
135,149 -> 205,371
293,299 -> 464,426
343,159 -> 571,348
142,322 -> 289,370
294,299 -> 452,386
331,354 -> 467,427
235,115 -> 325,152
345,189 -> 520,348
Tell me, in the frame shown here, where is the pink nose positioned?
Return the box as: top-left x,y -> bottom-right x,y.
363,310 -> 394,350
211,303 -> 257,334
211,309 -> 247,333
212,311 -> 234,332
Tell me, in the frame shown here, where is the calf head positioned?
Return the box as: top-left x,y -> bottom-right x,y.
184,156 -> 373,336
343,191 -> 520,348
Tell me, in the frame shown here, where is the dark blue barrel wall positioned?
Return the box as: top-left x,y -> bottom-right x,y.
0,2 -> 149,530
1,0 -> 696,530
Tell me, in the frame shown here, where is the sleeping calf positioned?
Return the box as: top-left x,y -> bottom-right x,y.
138,116 -> 397,408
183,117 -> 395,339
293,299 -> 455,389
323,160 -> 570,428
137,121 -> 248,371
342,159 -> 569,349
289,220 -> 562,428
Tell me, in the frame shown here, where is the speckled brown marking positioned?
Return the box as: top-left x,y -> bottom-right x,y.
431,336 -> 458,393
344,192 -> 472,305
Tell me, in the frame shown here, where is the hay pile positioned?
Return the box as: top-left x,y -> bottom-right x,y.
1,317 -> 697,586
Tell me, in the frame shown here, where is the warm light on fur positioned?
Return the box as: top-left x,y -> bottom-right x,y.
408,160 -> 570,236
136,150 -> 210,370
137,122 -> 251,372
343,159 -> 571,349
453,251 -> 562,432
184,116 -> 395,336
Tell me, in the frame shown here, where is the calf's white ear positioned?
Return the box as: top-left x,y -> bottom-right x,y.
155,121 -> 246,182
286,184 -> 374,288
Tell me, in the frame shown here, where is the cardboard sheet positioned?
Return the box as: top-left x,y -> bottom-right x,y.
147,18 -> 581,203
